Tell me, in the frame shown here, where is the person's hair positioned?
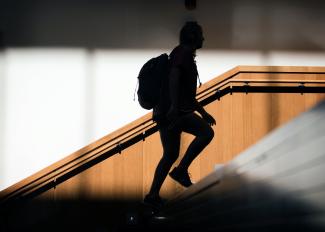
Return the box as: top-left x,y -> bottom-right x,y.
179,21 -> 202,45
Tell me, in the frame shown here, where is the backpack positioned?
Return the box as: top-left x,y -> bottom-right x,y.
136,53 -> 169,110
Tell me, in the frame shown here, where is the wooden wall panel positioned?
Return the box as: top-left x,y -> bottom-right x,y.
86,154 -> 125,199
231,93 -> 246,157
142,131 -> 170,196
34,187 -> 55,201
198,100 -> 220,179
214,94 -> 233,163
250,94 -> 273,142
55,171 -> 84,200
304,93 -> 325,111
121,142 -> 144,198
54,142 -> 144,200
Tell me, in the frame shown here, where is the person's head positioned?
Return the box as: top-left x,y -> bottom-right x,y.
179,21 -> 204,49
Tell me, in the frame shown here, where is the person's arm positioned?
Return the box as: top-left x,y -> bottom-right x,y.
195,99 -> 216,126
195,99 -> 207,116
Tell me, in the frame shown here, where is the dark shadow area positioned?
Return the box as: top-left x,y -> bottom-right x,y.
154,177 -> 325,232
0,197 -> 148,232
1,0 -> 325,51
1,176 -> 325,232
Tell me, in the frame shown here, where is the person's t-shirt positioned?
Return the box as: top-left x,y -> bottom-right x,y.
153,45 -> 198,124
169,45 -> 198,112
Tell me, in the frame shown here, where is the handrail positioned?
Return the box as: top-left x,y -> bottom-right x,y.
1,65 -> 325,203
197,79 -> 325,101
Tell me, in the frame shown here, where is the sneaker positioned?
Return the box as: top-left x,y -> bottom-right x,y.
169,167 -> 193,187
143,194 -> 166,209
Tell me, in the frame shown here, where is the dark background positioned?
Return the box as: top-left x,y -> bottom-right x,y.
1,0 -> 325,51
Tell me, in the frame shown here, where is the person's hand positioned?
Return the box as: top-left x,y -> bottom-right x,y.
202,112 -> 216,126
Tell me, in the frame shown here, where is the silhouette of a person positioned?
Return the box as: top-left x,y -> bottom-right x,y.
144,21 -> 216,208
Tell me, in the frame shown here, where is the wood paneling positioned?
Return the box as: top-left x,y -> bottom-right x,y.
2,66 -> 325,203
142,132 -> 162,195
198,101 -> 219,178
55,142 -> 144,200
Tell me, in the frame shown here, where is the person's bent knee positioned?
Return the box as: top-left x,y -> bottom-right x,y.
162,151 -> 179,164
204,126 -> 214,143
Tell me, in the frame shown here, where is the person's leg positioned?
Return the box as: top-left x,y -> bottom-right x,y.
169,113 -> 214,187
178,113 -> 214,170
147,125 -> 181,197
